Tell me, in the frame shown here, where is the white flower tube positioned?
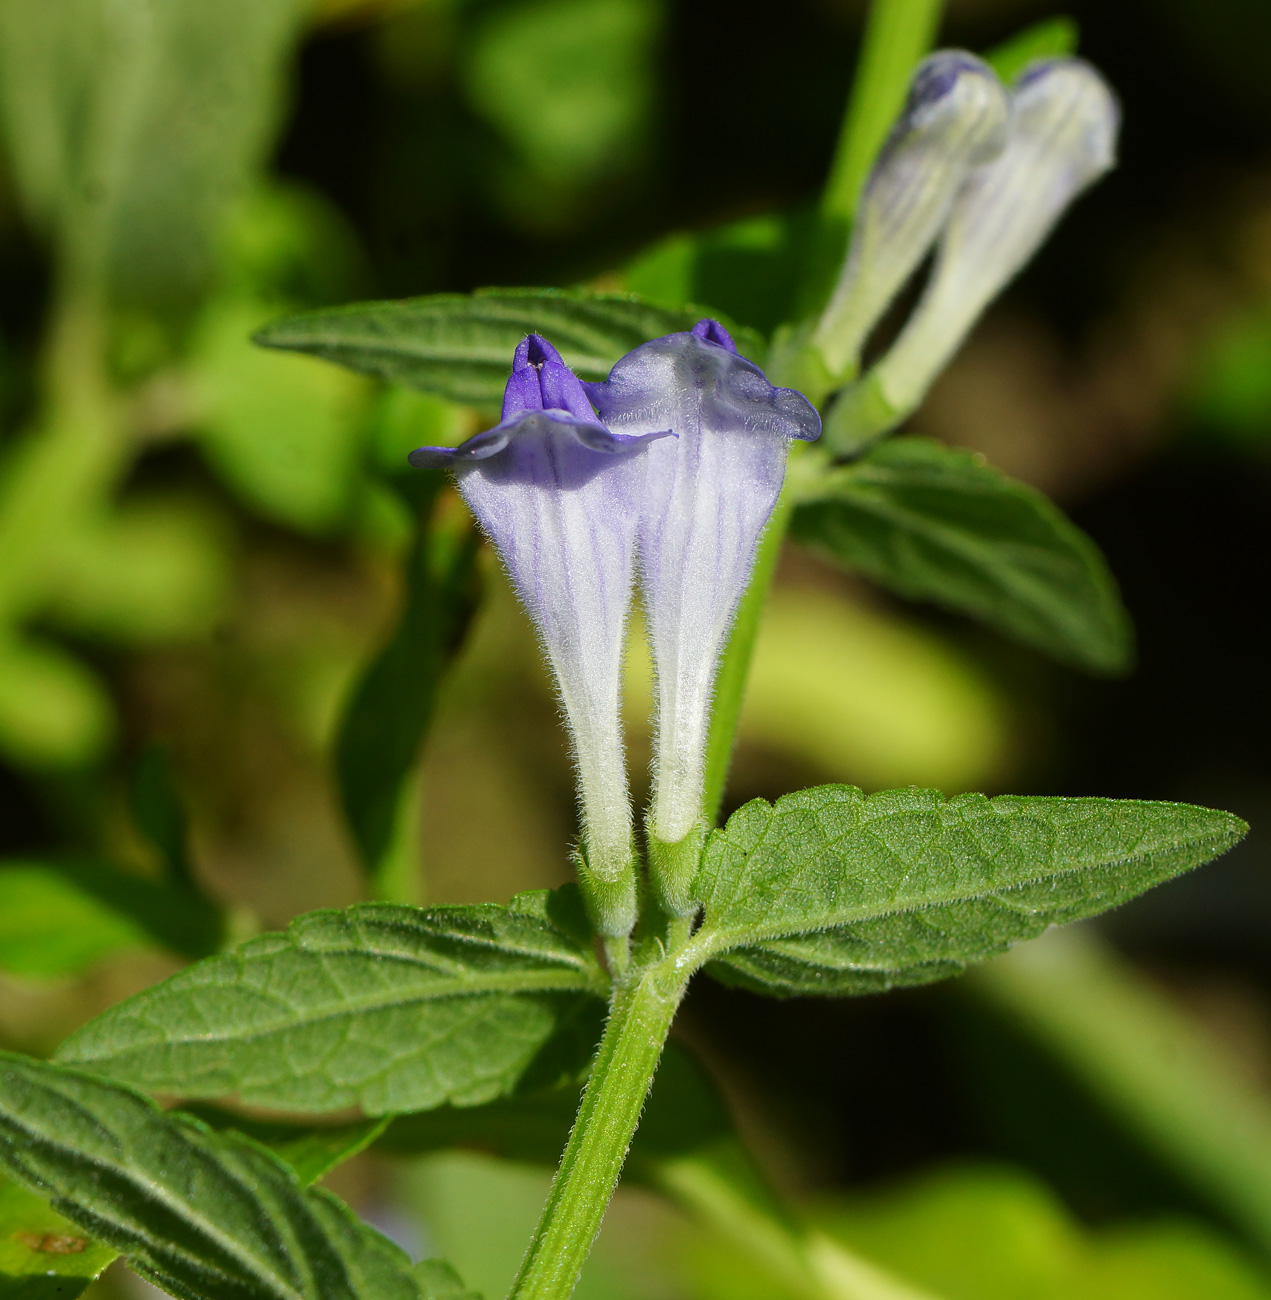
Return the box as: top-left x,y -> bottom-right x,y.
411,335 -> 669,932
587,321 -> 820,910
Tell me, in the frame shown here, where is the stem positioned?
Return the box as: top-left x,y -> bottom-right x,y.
800,0 -> 943,313
509,963 -> 688,1300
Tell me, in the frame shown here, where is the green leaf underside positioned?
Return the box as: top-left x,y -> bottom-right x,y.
181,1109 -> 390,1187
697,786 -> 1246,997
253,288 -> 762,408
0,1055 -> 472,1300
55,888 -> 607,1116
791,438 -> 1133,675
1,1174 -> 117,1299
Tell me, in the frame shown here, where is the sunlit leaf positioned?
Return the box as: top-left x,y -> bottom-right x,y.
0,0 -> 308,308
56,887 -> 608,1116
0,865 -> 148,980
693,785 -> 1246,994
791,438 -> 1133,675
0,1173 -> 117,1299
984,16 -> 1080,84
254,289 -> 763,410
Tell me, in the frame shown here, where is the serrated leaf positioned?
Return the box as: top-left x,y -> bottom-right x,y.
694,785 -> 1246,995
0,1174 -> 116,1299
790,438 -> 1133,675
56,887 -> 608,1115
253,288 -> 763,409
0,1053 -> 474,1300
337,475 -> 481,880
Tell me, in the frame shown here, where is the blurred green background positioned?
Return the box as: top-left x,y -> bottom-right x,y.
1,0 -> 1270,1296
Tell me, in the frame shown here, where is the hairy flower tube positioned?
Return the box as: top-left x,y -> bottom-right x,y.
587,321 -> 820,911
812,50 -> 1010,381
827,57 -> 1119,451
409,335 -> 670,933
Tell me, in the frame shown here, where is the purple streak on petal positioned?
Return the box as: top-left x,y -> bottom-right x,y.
588,332 -> 819,845
690,319 -> 737,352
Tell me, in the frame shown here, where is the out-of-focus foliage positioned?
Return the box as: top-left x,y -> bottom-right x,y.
0,0 -> 307,308
463,0 -> 660,226
684,1164 -> 1271,1300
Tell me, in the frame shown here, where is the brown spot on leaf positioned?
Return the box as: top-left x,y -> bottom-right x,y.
14,1231 -> 87,1254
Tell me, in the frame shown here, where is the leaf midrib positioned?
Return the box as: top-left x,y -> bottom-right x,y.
3,1110 -> 309,1300
61,961 -> 605,1061
692,828 -> 1237,960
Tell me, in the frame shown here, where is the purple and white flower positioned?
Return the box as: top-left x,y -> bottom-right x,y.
411,334 -> 670,900
586,321 -> 820,861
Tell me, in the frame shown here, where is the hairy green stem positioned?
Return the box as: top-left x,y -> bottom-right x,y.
508,962 -> 689,1300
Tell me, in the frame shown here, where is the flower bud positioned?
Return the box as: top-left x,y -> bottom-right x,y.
866,58 -> 1119,428
813,51 -> 1010,381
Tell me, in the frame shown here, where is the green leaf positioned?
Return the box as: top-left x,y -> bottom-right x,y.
129,744 -> 194,888
182,1108 -> 391,1187
0,865 -> 147,980
0,858 -> 222,977
253,288 -> 764,409
0,1053 -> 476,1300
0,1174 -> 116,1299
463,0 -> 658,222
337,475 -> 481,881
623,211 -> 812,336
984,17 -> 1080,84
0,0 -> 307,309
970,930 -> 1271,1255
693,785 -> 1246,996
56,887 -> 609,1115
790,438 -> 1133,675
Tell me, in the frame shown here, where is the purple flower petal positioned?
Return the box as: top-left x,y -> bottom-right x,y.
588,325 -> 820,859
409,336 -> 668,910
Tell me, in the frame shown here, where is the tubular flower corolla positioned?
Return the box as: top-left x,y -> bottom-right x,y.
586,320 -> 820,892
813,50 -> 1010,379
829,57 -> 1119,449
409,335 -> 670,901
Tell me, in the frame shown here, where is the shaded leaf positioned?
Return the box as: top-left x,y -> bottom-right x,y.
0,858 -> 221,977
183,1108 -> 390,1187
56,887 -> 608,1115
694,785 -> 1245,995
254,288 -> 763,409
337,474 -> 481,879
971,930 -> 1271,1255
791,438 -> 1133,675
0,1174 -> 116,1300
0,1053 -> 474,1300
129,744 -> 193,888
